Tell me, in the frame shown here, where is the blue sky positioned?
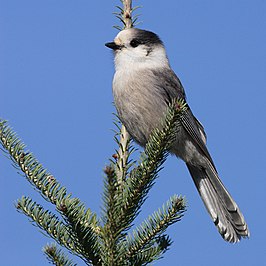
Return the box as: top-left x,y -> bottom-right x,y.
1,1 -> 265,265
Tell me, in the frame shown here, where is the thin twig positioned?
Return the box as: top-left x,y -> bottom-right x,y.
123,0 -> 133,29
116,124 -> 130,186
116,0 -> 133,186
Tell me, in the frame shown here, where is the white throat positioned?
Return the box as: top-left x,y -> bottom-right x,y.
114,45 -> 170,73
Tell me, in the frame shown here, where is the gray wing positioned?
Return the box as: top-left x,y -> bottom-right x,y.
151,68 -> 186,102
194,117 -> 207,144
180,110 -> 216,168
151,68 -> 216,168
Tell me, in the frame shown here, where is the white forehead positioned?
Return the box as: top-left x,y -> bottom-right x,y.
114,28 -> 136,44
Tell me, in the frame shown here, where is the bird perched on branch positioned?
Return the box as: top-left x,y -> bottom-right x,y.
105,28 -> 249,243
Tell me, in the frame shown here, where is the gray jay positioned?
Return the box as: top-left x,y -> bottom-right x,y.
105,28 -> 249,243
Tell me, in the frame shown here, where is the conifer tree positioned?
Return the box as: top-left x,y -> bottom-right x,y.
0,1 -> 187,265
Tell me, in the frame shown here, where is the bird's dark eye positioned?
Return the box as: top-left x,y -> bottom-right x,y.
130,39 -> 141,48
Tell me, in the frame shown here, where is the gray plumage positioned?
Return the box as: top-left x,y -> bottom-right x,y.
105,28 -> 249,243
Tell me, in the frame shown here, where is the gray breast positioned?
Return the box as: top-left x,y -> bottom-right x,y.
113,68 -> 170,146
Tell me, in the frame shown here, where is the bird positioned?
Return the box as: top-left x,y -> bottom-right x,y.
105,28 -> 249,243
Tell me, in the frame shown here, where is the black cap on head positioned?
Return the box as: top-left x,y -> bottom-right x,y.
131,29 -> 163,46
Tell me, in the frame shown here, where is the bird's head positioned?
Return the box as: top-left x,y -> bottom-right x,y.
105,28 -> 169,71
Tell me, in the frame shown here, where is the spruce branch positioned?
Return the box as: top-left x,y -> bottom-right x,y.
43,243 -> 77,266
0,119 -> 101,265
126,235 -> 172,266
113,0 -> 141,30
116,99 -> 187,232
0,120 -> 67,205
125,195 -> 186,260
58,197 -> 101,265
16,196 -> 80,255
100,99 -> 187,265
99,165 -> 121,266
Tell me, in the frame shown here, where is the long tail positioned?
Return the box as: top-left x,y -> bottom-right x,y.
186,162 -> 249,243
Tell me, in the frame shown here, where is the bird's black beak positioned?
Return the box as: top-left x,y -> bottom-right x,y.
105,42 -> 122,50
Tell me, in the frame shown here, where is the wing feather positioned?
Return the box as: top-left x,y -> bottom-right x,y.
151,68 -> 215,167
